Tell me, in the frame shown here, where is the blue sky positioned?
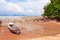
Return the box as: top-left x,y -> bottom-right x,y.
0,0 -> 50,16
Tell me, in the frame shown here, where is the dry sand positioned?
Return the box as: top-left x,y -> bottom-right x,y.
0,16 -> 60,40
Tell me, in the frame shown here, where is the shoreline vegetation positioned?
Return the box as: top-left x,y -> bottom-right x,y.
42,0 -> 60,21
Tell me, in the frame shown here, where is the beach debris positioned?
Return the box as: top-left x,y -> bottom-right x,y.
0,21 -> 2,27
8,22 -> 21,34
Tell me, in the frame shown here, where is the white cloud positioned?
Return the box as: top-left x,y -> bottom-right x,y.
4,3 -> 24,13
0,0 -> 6,3
0,0 -> 50,16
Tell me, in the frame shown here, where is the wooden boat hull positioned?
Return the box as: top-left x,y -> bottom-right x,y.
8,28 -> 21,34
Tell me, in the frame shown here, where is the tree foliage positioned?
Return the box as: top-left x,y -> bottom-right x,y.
42,0 -> 60,20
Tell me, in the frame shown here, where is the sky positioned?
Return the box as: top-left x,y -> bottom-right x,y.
0,0 -> 50,16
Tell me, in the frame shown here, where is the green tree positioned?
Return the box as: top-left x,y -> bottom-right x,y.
42,0 -> 60,20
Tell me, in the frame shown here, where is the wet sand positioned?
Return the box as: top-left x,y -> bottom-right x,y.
0,17 -> 60,40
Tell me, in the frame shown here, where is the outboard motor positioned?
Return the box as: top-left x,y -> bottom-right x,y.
8,22 -> 21,34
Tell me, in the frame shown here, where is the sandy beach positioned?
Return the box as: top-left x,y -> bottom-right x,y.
0,16 -> 60,40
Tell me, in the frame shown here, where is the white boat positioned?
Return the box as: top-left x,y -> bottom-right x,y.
8,22 -> 21,34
